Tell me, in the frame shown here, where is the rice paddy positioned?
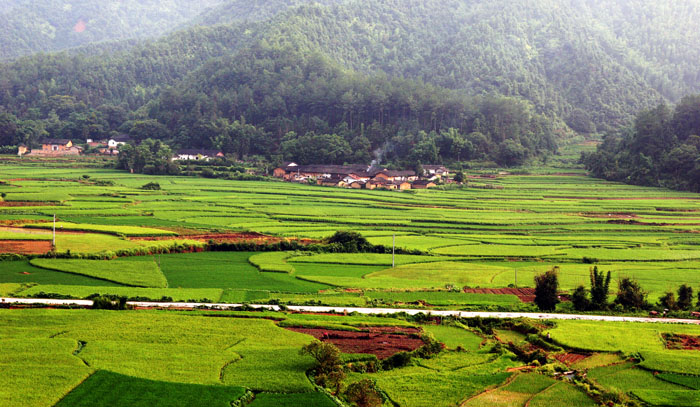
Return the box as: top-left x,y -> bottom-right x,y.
3,160 -> 700,406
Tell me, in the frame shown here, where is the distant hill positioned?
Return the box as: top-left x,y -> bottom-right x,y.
1,0 -> 699,167
0,0 -> 224,60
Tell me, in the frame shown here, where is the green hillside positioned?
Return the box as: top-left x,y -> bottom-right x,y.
1,0 -> 699,167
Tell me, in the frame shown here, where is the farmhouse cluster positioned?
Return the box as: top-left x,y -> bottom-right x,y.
18,136 -> 132,157
273,163 -> 448,189
18,137 -> 228,161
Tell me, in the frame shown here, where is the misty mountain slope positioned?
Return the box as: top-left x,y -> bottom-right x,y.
184,0 -> 344,27
244,0 -> 682,130
1,0 -> 700,139
0,0 -> 225,60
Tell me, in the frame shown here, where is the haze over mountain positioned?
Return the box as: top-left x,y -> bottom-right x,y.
1,0 -> 699,168
0,0 -> 225,60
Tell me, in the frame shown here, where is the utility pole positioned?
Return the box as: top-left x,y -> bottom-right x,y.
392,234 -> 395,268
52,214 -> 56,249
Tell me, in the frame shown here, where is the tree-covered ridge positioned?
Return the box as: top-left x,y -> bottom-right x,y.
584,95 -> 700,192
0,0 -> 225,60
1,0 -> 700,167
184,0 -> 343,28
222,0 -> 699,130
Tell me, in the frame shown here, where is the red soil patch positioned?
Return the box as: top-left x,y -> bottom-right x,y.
555,353 -> 589,365
285,326 -> 424,359
463,287 -> 537,303
0,240 -> 52,254
663,333 -> 700,351
0,201 -> 55,207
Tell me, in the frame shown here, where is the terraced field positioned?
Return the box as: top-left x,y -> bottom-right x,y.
1,160 -> 700,308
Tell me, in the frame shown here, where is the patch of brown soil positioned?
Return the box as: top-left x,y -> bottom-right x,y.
0,219 -> 47,226
663,333 -> 700,350
0,240 -> 52,254
285,326 -> 424,359
463,287 -> 537,303
555,353 -> 589,365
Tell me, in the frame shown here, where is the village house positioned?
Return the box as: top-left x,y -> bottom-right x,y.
273,162 -> 446,190
108,134 -> 132,149
173,149 -> 225,161
26,139 -> 82,156
423,165 -> 449,178
273,164 -> 369,181
372,170 -> 417,182
412,179 -> 437,189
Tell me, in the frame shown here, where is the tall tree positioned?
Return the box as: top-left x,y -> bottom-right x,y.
589,266 -> 611,310
534,267 -> 560,311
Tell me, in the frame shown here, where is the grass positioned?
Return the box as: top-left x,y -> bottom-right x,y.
353,367 -> 512,407
25,222 -> 178,237
0,260 -> 121,286
0,283 -> 22,296
528,382 -> 597,407
17,285 -> 223,302
570,353 -> 624,369
463,373 -> 558,407
588,363 -> 685,394
422,325 -> 484,350
55,371 -> 246,407
0,309 -> 323,406
248,392 -> 336,407
159,252 -> 328,293
548,320 -> 700,375
30,258 -> 167,288
365,290 -> 520,306
249,251 -> 296,273
494,329 -> 527,345
657,373 -> 700,390
632,390 -> 700,406
356,262 -> 511,290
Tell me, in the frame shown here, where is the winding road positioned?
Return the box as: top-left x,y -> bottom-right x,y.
3,297 -> 700,325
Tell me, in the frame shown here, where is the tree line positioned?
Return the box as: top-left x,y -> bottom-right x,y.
534,266 -> 700,314
583,95 -> 700,192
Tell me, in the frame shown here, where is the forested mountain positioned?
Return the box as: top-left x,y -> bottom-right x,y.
1,0 -> 699,169
0,0 -> 224,60
584,96 -> 700,192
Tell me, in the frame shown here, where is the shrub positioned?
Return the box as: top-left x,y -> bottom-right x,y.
300,340 -> 345,393
324,231 -> 373,252
141,182 -> 161,190
571,285 -> 590,311
89,294 -> 127,310
381,351 -> 412,370
344,379 -> 383,407
658,291 -> 678,310
614,277 -> 648,310
678,284 -> 694,310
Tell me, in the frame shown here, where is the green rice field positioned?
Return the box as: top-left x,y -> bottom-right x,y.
3,160 -> 700,406
2,161 -> 700,306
